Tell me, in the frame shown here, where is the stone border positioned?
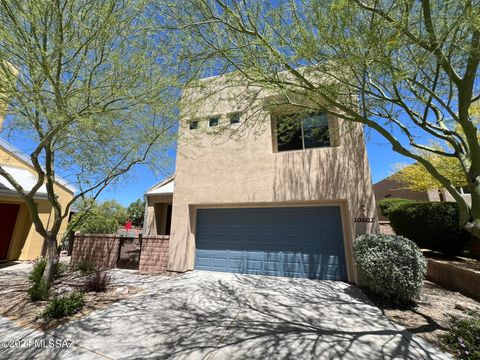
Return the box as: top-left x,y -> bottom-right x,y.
427,258 -> 480,301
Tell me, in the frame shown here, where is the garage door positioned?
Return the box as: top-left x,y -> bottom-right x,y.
195,206 -> 347,280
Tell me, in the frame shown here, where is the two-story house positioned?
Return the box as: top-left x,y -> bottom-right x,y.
144,74 -> 377,283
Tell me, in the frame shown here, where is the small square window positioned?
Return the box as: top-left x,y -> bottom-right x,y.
189,121 -> 198,130
230,114 -> 240,125
209,117 -> 219,127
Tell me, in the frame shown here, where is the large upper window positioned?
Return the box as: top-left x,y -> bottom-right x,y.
276,113 -> 330,152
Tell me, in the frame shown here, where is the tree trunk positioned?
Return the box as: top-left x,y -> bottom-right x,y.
41,232 -> 59,288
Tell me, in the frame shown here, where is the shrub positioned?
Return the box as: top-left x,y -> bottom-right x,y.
28,257 -> 48,285
42,291 -> 86,320
443,310 -> 480,360
28,258 -> 65,301
28,280 -> 50,302
76,260 -> 96,275
388,202 -> 470,256
83,270 -> 111,292
378,198 -> 417,218
353,233 -> 427,304
54,261 -> 66,279
29,258 -> 66,283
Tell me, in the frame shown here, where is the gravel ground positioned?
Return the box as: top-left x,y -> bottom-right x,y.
0,262 -> 144,330
366,280 -> 480,350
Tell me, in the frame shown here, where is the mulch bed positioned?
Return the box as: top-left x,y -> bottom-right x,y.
0,267 -> 143,331
365,280 -> 480,350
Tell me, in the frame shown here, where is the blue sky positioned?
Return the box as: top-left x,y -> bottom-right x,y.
3,124 -> 414,207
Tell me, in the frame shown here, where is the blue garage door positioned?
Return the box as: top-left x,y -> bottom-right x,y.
195,206 -> 347,280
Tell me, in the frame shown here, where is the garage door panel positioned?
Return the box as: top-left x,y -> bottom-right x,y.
195,207 -> 346,280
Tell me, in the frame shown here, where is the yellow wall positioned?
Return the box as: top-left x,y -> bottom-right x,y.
0,145 -> 74,260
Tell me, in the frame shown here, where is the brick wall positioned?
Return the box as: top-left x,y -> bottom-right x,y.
71,234 -> 121,269
378,221 -> 395,235
139,236 -> 170,274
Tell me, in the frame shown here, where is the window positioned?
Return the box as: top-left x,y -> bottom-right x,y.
189,121 -> 198,130
229,113 -> 240,125
209,117 -> 219,127
276,113 -> 330,152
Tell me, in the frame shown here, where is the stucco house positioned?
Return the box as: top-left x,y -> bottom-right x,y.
144,74 -> 377,283
0,120 -> 75,261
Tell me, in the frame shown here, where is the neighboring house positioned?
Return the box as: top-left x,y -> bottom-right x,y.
373,172 -> 472,220
0,64 -> 76,261
144,74 -> 377,283
0,133 -> 75,261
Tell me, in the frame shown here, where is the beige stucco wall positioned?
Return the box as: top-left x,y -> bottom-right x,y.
167,76 -> 377,283
0,145 -> 74,260
144,194 -> 173,236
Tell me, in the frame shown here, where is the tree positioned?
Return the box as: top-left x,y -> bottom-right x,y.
393,156 -> 466,193
127,199 -> 145,227
69,199 -> 126,234
100,200 -> 128,227
158,0 -> 480,239
0,0 -> 178,289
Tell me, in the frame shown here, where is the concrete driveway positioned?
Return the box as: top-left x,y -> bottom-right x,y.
0,270 -> 451,359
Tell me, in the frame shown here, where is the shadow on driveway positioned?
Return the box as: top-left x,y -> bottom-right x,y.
1,271 -> 451,359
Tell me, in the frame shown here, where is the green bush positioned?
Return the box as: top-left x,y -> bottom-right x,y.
353,233 -> 427,304
76,260 -> 97,275
378,198 -> 417,218
443,310 -> 480,360
54,261 -> 66,279
28,258 -> 65,301
28,280 -> 50,302
42,291 -> 86,320
28,257 -> 48,286
388,202 -> 469,256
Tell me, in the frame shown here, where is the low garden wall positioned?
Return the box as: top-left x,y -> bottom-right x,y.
426,258 -> 480,301
138,236 -> 170,274
71,234 -> 121,269
71,234 -> 170,273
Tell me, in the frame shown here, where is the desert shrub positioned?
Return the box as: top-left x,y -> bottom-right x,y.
353,233 -> 427,304
42,291 -> 86,320
83,270 -> 111,292
54,261 -> 66,278
76,260 -> 96,275
28,280 -> 50,301
443,310 -> 480,360
378,198 -> 417,218
28,257 -> 48,285
28,258 -> 65,301
388,202 -> 469,256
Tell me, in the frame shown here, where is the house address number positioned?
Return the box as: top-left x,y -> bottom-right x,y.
354,217 -> 374,223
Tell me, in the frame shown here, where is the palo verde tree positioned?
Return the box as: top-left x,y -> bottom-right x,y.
0,0 -> 178,289
158,0 -> 480,239
393,154 -> 467,193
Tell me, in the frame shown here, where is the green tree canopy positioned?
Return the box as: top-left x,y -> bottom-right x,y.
127,199 -> 145,227
158,0 -> 480,239
0,0 -> 179,287
69,199 -> 122,235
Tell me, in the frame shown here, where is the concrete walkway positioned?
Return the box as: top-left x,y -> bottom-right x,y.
0,266 -> 451,359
